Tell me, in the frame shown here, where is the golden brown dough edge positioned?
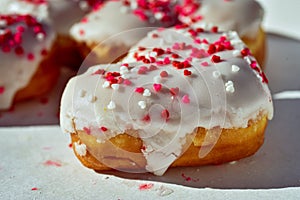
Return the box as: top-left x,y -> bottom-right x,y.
70,115 -> 268,172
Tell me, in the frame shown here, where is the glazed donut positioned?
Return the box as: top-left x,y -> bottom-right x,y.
0,14 -> 57,110
60,25 -> 273,175
70,0 -> 266,67
69,0 -> 178,65
176,0 -> 266,66
0,0 -> 105,68
0,0 -> 81,68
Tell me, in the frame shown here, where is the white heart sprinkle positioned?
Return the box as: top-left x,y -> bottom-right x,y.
155,12 -> 163,20
120,66 -> 129,74
138,101 -> 147,109
102,81 -> 110,88
107,101 -> 116,110
143,89 -> 151,97
226,85 -> 235,93
212,71 -> 221,78
231,65 -> 240,72
225,80 -> 234,87
150,51 -> 157,57
225,81 -> 235,93
111,84 -> 120,90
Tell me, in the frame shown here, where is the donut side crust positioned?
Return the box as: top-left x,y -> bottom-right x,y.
70,115 -> 268,172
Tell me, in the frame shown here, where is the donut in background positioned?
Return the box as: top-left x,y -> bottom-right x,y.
0,14 -> 58,110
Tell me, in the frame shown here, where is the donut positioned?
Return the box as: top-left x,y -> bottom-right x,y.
60,25 -> 273,175
0,14 -> 57,110
0,0 -> 104,68
69,0 -> 178,65
176,0 -> 266,66
69,0 -> 266,67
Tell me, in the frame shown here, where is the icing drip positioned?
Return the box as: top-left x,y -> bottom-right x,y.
61,26 -> 273,175
0,14 -> 55,109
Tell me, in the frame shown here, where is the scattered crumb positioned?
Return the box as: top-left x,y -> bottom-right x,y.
138,183 -> 154,191
229,161 -> 237,165
156,185 -> 174,197
43,160 -> 62,167
181,173 -> 199,182
74,142 -> 87,156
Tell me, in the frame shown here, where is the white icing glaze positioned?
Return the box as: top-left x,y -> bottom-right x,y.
61,26 -> 273,175
70,1 -> 176,51
179,0 -> 264,38
0,15 -> 56,110
0,0 -> 49,22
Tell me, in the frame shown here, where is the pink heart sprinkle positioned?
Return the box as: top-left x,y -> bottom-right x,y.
123,79 -> 131,85
201,62 -> 209,67
153,83 -> 162,92
139,183 -> 154,191
135,87 -> 145,93
43,160 -> 62,167
83,127 -> 91,135
140,66 -> 148,72
182,95 -> 190,104
163,57 -> 170,64
149,65 -> 157,71
160,71 -> 168,77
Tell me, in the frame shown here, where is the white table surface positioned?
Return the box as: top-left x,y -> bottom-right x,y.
1,126 -> 300,200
